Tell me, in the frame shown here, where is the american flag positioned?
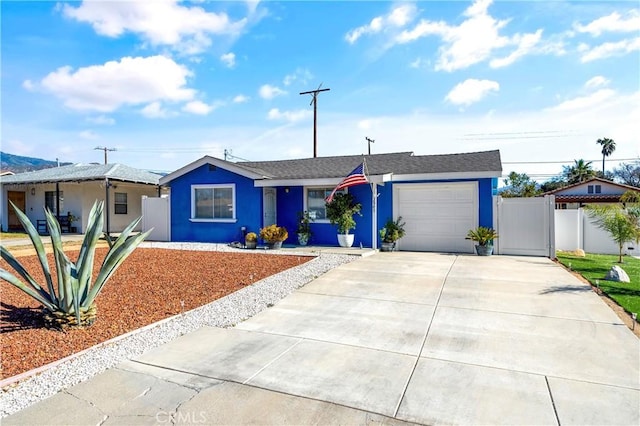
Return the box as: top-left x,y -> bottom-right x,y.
325,162 -> 369,203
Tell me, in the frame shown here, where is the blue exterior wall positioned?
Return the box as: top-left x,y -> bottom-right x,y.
168,164 -> 262,242
168,163 -> 495,248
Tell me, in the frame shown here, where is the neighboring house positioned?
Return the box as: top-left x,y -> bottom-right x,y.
159,150 -> 502,253
0,163 -> 163,234
544,177 -> 640,209
0,171 -> 15,177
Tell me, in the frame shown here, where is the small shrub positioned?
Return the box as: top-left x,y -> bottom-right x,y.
259,224 -> 288,243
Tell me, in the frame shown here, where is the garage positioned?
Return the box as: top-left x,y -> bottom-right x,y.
393,182 -> 478,253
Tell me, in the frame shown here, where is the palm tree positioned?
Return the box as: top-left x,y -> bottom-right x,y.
563,159 -> 595,184
596,137 -> 616,174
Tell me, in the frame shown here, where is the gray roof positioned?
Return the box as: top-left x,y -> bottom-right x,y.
0,163 -> 161,185
238,150 -> 502,179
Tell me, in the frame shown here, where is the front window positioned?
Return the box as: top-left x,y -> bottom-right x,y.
306,187 -> 345,221
114,192 -> 128,214
45,191 -> 63,216
587,185 -> 594,194
191,184 -> 235,220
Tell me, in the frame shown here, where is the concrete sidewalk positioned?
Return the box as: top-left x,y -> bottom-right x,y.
5,253 -> 639,425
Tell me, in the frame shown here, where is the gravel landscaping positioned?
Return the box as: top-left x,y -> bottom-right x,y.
0,242 -> 356,417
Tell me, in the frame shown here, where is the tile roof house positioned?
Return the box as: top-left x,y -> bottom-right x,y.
543,177 -> 640,209
160,150 -> 502,252
1,163 -> 163,234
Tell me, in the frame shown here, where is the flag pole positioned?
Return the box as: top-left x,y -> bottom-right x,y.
364,157 -> 378,250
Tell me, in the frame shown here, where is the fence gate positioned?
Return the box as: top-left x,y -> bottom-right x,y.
141,196 -> 170,241
494,195 -> 555,257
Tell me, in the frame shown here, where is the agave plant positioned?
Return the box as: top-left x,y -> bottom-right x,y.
0,201 -> 150,330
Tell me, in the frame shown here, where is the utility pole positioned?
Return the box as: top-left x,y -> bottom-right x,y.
365,137 -> 375,155
94,146 -> 116,164
300,84 -> 330,158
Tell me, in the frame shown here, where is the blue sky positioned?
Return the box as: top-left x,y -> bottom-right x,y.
2,0 -> 639,181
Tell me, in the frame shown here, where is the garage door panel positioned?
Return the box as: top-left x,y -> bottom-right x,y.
394,182 -> 478,253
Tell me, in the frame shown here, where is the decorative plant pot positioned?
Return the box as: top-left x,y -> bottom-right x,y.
297,233 -> 309,246
337,234 -> 354,248
245,241 -> 257,249
475,244 -> 494,256
380,242 -> 395,252
267,241 -> 283,250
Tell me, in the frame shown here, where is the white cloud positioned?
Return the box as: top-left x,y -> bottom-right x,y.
86,115 -> 115,125
584,76 -> 610,89
63,0 -> 247,55
182,100 -> 217,115
259,84 -> 286,100
220,52 -> 236,68
574,10 -> 640,37
140,101 -> 172,118
267,108 -> 310,122
345,3 -> 416,44
445,79 -> 500,106
580,37 -> 640,63
233,94 -> 249,103
79,130 -> 98,140
548,89 -> 616,112
283,68 -> 313,86
409,57 -> 429,69
489,29 -> 542,68
39,55 -> 195,112
22,80 -> 35,91
395,0 -> 547,71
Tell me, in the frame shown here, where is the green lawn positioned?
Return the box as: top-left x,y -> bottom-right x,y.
557,252 -> 640,315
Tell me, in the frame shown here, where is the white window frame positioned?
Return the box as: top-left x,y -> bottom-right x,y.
303,186 -> 346,224
190,184 -> 237,223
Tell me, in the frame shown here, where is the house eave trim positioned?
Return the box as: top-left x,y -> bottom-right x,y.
159,156 -> 266,185
392,171 -> 501,181
253,174 -> 391,187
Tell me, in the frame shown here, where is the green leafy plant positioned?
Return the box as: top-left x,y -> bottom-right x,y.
466,226 -> 498,247
325,192 -> 362,234
379,217 -> 406,243
586,201 -> 640,263
296,211 -> 313,237
0,201 -> 150,330
245,232 -> 257,242
259,224 -> 288,243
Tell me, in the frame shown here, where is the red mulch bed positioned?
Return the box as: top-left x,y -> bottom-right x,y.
1,248 -> 311,380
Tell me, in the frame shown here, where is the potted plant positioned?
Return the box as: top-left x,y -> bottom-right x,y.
68,212 -> 80,233
466,226 -> 498,256
325,192 -> 362,247
259,224 -> 288,249
245,232 -> 258,249
379,217 -> 406,252
297,211 -> 313,246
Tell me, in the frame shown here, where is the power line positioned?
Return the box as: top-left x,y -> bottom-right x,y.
503,157 -> 638,164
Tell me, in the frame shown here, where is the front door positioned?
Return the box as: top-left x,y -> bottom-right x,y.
7,191 -> 26,231
263,188 -> 277,227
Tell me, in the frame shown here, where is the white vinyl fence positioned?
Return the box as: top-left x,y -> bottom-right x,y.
141,196 -> 170,241
493,195 -> 555,257
555,208 -> 638,256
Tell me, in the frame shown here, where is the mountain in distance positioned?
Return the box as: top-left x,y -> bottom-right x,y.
0,152 -> 73,173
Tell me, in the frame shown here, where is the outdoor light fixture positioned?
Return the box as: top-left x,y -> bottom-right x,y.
31,188 -> 35,196
285,187 -> 290,193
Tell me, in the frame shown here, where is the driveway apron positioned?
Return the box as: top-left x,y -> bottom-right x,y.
5,253 -> 639,425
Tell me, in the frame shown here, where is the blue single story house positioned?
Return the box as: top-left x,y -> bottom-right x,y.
159,150 -> 502,252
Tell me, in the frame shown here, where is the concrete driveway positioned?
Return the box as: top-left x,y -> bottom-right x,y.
5,253 -> 639,425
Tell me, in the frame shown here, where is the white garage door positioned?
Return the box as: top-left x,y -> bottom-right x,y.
394,182 -> 478,253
